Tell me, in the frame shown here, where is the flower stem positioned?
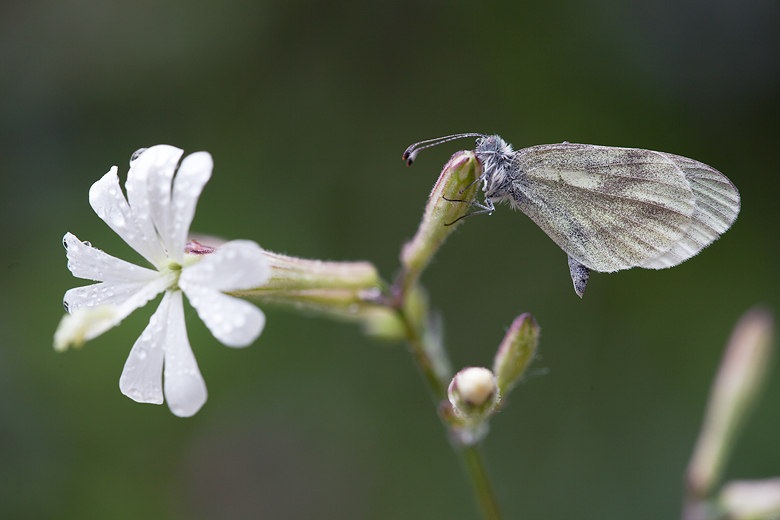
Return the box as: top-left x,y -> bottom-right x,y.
393,279 -> 504,520
403,320 -> 448,401
460,445 -> 504,520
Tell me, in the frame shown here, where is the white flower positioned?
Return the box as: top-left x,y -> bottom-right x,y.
55,145 -> 270,417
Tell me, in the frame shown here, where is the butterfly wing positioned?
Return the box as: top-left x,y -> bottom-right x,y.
504,143 -> 737,273
640,153 -> 740,268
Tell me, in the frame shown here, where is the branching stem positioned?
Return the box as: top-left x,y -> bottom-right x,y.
391,271 -> 505,520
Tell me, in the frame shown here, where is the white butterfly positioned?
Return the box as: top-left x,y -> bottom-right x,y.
404,134 -> 740,297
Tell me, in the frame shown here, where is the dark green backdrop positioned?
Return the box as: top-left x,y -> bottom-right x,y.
1,1 -> 778,519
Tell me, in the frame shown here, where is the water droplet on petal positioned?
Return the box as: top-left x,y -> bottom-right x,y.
82,241 -> 91,247
62,237 -> 69,250
63,300 -> 69,312
108,206 -> 125,227
130,148 -> 148,166
137,349 -> 147,360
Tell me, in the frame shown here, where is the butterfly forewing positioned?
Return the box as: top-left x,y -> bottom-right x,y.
640,153 -> 740,268
506,144 -> 700,272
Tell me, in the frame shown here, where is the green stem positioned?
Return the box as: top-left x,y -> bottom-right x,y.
398,303 -> 448,401
460,445 -> 504,520
393,276 -> 504,520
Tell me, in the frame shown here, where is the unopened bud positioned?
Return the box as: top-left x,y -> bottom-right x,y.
492,313 -> 540,396
448,367 -> 499,420
687,307 -> 775,497
400,151 -> 481,283
720,478 -> 780,520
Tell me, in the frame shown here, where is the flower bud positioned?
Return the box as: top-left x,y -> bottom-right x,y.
686,307 -> 775,497
720,478 -> 780,520
448,367 -> 500,420
359,305 -> 407,340
492,313 -> 540,396
400,151 -> 481,285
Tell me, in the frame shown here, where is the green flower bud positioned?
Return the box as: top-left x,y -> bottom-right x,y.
400,151 -> 481,288
359,305 -> 407,341
492,313 -> 540,397
686,307 -> 775,498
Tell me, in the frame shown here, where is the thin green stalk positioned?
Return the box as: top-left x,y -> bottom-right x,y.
392,277 -> 504,520
400,310 -> 448,401
460,445 -> 504,520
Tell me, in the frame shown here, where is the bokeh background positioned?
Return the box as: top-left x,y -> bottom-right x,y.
1,1 -> 778,519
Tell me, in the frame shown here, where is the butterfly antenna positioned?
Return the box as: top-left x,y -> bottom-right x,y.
402,133 -> 485,166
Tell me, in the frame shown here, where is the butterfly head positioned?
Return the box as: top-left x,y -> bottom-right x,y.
475,135 -> 515,199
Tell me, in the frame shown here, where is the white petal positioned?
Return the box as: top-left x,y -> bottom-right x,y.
118,298 -> 168,405
181,284 -> 266,347
179,240 -> 270,292
161,291 -> 208,417
64,273 -> 175,323
125,145 -> 181,229
63,232 -> 159,283
129,146 -> 181,264
64,281 -> 156,313
53,306 -> 120,352
89,167 -> 168,268
166,151 -> 213,263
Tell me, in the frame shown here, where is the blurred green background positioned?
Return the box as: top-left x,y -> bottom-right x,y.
1,1 -> 778,519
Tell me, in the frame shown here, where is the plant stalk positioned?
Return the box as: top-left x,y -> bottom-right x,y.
393,278 -> 504,520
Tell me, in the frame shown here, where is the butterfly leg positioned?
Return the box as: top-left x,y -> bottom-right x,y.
441,196 -> 496,226
567,255 -> 591,298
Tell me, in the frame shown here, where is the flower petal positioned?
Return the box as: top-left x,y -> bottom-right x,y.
126,145 -> 181,228
53,306 -> 120,352
88,167 -> 168,268
63,232 -> 159,283
166,151 -> 213,264
131,146 -> 180,263
179,240 -> 270,292
64,281 -> 156,313
118,298 -> 167,405
65,272 -> 175,323
181,284 -> 266,347
161,290 -> 208,417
